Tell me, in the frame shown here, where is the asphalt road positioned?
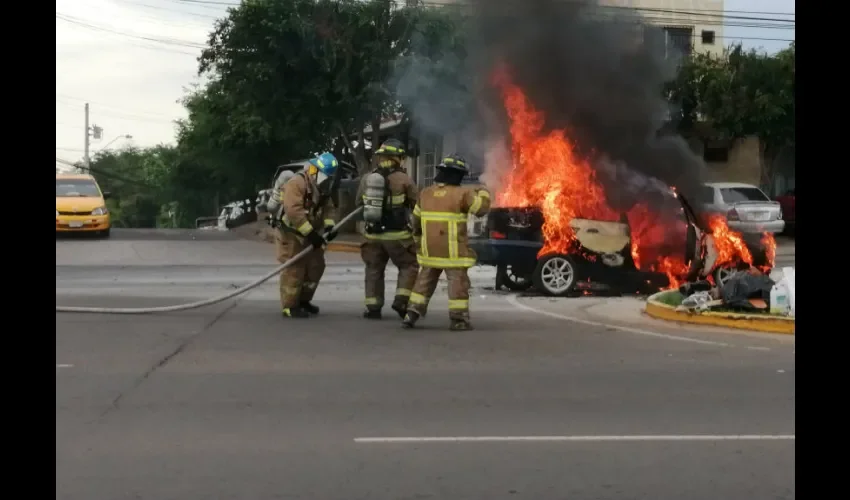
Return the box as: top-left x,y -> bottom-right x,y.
56,231 -> 796,500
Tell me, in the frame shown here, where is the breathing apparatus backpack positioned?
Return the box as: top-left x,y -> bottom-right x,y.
362,166 -> 408,234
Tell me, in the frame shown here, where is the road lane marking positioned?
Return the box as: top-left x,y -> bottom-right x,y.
354,435 -> 795,443
56,364 -> 74,369
505,295 -> 730,347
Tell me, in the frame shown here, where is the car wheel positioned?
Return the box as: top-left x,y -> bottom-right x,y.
496,264 -> 533,292
100,228 -> 111,238
532,254 -> 579,297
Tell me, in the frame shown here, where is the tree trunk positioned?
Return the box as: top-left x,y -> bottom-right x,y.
371,116 -> 382,157
334,120 -> 370,174
758,141 -> 779,196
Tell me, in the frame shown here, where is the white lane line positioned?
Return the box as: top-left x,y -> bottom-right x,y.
505,295 -> 730,347
354,435 -> 795,443
56,364 -> 74,369
747,346 -> 772,351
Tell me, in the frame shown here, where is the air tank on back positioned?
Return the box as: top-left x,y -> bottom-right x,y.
362,171 -> 386,225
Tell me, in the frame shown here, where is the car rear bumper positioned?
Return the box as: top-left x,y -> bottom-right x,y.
727,220 -> 785,234
56,215 -> 110,232
469,238 -> 542,268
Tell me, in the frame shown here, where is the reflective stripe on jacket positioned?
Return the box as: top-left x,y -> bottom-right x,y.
411,183 -> 491,268
281,172 -> 335,236
356,168 -> 419,241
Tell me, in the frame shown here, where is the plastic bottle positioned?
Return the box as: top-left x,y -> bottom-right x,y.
769,280 -> 790,316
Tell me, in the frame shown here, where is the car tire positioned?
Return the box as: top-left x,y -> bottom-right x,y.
100,228 -> 111,238
496,264 -> 533,292
532,253 -> 580,297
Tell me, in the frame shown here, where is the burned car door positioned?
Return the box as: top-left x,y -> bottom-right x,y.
570,218 -> 631,267
674,191 -> 704,265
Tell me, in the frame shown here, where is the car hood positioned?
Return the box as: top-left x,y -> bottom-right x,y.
56,196 -> 105,212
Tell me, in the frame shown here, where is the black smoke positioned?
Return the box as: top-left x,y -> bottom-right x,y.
393,0 -> 705,210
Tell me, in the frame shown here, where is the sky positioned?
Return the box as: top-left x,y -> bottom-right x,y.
55,0 -> 795,164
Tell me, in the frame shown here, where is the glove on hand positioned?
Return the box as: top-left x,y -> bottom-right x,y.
305,230 -> 326,250
323,225 -> 338,242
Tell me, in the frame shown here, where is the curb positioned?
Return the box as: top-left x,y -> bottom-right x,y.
644,291 -> 795,335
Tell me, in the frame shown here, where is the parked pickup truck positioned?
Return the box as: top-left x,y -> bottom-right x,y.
468,190 -> 772,295
256,160 -> 360,215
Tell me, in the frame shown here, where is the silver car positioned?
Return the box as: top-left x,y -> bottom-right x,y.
700,182 -> 785,234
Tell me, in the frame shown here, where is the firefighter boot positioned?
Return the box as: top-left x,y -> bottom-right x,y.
401,310 -> 420,329
282,307 -> 310,319
363,308 -> 382,320
449,319 -> 473,331
390,299 -> 408,320
300,301 -> 320,315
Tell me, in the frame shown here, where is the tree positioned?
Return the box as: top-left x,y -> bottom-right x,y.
190,0 -> 460,175
667,43 -> 795,190
86,147 -> 184,228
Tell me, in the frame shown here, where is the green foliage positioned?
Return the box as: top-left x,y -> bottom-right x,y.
186,0 -> 461,173
666,43 -> 794,187
667,43 -> 795,149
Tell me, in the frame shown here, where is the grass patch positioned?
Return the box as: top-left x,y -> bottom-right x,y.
653,290 -> 684,306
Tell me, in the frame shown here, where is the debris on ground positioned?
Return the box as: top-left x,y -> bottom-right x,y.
674,265 -> 795,317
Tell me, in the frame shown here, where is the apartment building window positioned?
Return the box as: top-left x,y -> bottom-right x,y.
664,27 -> 693,58
418,134 -> 443,187
643,25 -> 692,59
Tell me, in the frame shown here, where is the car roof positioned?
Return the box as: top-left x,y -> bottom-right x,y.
56,173 -> 95,181
703,182 -> 762,190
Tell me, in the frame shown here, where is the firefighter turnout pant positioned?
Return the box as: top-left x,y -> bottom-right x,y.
361,238 -> 418,311
407,267 -> 471,322
275,229 -> 326,310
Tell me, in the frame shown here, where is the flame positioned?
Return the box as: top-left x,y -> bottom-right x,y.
760,233 -> 777,272
489,69 -> 761,290
706,215 -> 753,267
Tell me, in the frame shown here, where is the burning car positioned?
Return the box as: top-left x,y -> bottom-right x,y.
468,70 -> 776,296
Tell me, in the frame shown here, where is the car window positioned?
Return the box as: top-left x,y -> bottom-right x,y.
718,187 -> 770,203
56,179 -> 100,197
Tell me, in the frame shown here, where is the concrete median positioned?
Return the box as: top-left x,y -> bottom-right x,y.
644,290 -> 795,335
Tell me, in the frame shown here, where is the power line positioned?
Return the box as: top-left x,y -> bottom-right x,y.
415,0 -> 795,17
115,0 -> 221,20
56,12 -> 206,52
56,94 -> 178,120
56,101 -> 179,125
172,0 -> 795,19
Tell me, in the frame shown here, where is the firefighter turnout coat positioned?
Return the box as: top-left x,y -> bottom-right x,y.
412,183 -> 492,268
274,171 -> 336,311
281,171 -> 335,238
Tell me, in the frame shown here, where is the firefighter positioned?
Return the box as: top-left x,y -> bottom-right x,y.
276,152 -> 340,318
402,154 -> 491,331
357,138 -> 420,319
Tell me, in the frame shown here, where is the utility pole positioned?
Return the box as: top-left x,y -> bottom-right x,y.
82,103 -> 103,172
83,103 -> 90,169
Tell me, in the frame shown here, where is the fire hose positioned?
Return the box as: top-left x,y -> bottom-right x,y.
56,207 -> 364,315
